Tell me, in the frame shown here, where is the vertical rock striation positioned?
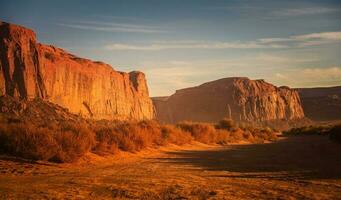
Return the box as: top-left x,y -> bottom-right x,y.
153,77 -> 304,123
0,21 -> 154,120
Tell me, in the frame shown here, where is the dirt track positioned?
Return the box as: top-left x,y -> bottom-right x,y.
0,135 -> 341,199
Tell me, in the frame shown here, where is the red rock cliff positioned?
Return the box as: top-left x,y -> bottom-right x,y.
153,77 -> 304,123
0,22 -> 154,120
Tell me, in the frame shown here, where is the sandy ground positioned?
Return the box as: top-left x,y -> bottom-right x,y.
0,135 -> 340,200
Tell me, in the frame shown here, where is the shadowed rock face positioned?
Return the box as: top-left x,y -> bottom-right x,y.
153,77 -> 304,123
0,21 -> 154,120
297,86 -> 341,121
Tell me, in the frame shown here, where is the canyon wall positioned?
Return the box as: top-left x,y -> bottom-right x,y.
0,21 -> 154,120
153,77 -> 305,123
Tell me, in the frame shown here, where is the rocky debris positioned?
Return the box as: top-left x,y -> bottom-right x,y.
153,77 -> 305,123
0,21 -> 154,120
297,86 -> 341,121
0,95 -> 83,123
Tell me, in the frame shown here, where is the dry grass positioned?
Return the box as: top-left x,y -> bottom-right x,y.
283,125 -> 330,136
177,119 -> 277,145
0,123 -> 58,160
52,123 -> 95,163
177,122 -> 217,143
0,118 -> 277,163
284,124 -> 341,144
0,122 -> 95,163
160,125 -> 193,145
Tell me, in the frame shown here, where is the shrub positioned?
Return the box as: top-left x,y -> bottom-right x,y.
51,123 -> 95,163
137,120 -> 163,145
250,128 -> 277,142
215,129 -> 232,145
114,122 -> 151,151
0,123 -> 58,160
177,122 -> 217,144
216,118 -> 236,131
161,125 -> 193,145
92,127 -> 119,155
283,126 -> 330,136
0,118 -> 278,162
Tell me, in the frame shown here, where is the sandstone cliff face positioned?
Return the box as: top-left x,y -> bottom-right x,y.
153,77 -> 304,123
0,22 -> 154,120
297,86 -> 341,121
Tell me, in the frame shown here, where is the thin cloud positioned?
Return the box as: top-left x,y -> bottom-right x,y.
58,20 -> 165,33
293,32 -> 341,40
259,31 -> 341,47
105,31 -> 341,51
272,67 -> 341,87
105,41 -> 285,51
207,5 -> 340,19
272,7 -> 340,17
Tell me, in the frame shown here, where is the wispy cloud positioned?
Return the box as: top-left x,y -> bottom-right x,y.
260,31 -> 341,47
104,31 -> 341,51
273,67 -> 341,87
58,20 -> 165,33
105,40 -> 286,51
294,32 -> 341,40
272,7 -> 341,17
208,4 -> 340,19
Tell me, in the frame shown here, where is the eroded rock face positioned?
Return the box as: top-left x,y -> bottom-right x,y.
153,77 -> 304,123
0,21 -> 154,120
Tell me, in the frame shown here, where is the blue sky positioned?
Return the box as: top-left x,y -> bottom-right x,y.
1,0 -> 341,96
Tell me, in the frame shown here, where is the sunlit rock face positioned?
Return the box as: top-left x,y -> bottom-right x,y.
0,21 -> 154,120
153,77 -> 305,123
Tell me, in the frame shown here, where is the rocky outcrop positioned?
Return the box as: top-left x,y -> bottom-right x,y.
0,21 -> 154,120
297,86 -> 341,121
153,77 -> 304,123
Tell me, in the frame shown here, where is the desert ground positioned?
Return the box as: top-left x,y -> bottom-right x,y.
0,135 -> 340,200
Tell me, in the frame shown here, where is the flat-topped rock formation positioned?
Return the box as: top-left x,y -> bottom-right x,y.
153,77 -> 305,123
297,86 -> 341,121
0,21 -> 154,120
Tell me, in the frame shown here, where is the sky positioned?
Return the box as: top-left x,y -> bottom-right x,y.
1,0 -> 341,96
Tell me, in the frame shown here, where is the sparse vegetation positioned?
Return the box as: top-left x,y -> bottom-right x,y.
177,120 -> 277,145
284,124 -> 341,143
215,118 -> 236,131
0,122 -> 95,162
0,117 -> 277,163
283,125 -> 330,136
0,123 -> 58,161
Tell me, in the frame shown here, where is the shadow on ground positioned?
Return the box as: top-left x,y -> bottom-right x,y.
153,136 -> 341,180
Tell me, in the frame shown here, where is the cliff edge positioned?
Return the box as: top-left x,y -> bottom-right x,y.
0,21 -> 154,120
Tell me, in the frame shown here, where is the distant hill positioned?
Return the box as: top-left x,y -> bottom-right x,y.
297,86 -> 341,121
